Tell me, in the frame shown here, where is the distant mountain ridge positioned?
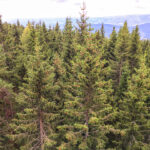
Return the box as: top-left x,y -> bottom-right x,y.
5,14 -> 150,39
91,23 -> 150,39
88,14 -> 150,26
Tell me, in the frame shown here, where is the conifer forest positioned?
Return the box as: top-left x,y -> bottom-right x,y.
0,4 -> 150,150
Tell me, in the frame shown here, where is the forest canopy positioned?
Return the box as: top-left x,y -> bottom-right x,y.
0,4 -> 150,150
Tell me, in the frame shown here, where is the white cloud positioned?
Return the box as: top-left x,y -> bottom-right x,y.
0,0 -> 150,20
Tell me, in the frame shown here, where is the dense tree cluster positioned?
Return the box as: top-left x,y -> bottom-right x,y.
0,5 -> 150,150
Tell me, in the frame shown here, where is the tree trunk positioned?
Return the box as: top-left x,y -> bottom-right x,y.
39,111 -> 45,150
85,110 -> 89,139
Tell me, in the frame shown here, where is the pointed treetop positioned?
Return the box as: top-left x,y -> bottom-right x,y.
54,22 -> 61,33
0,15 -> 2,31
100,23 -> 105,39
81,1 -> 86,11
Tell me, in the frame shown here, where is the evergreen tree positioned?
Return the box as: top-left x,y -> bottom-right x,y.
76,2 -> 89,45
108,22 -> 131,148
35,22 -> 50,59
0,7 -> 150,149
13,22 -> 35,89
107,27 -> 117,62
94,23 -> 106,50
50,22 -> 63,56
0,45 -> 15,150
51,53 -> 69,149
111,21 -> 130,93
62,18 -> 75,78
0,45 -> 9,80
0,80 -> 14,150
129,26 -> 142,74
1,24 -> 23,90
0,15 -> 4,45
120,56 -> 150,149
10,50 -> 59,150
100,23 -> 105,46
20,22 -> 35,54
58,37 -> 116,150
142,40 -> 150,67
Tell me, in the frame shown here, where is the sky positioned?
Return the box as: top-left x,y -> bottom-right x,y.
1,0 -> 150,20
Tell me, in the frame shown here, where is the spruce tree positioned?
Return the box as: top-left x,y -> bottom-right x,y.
76,2 -> 89,45
142,40 -> 150,67
1,6 -> 150,150
0,45 -> 15,150
58,35 -> 116,149
14,22 -> 35,89
10,50 -> 59,150
100,23 -> 105,45
93,24 -> 106,50
120,56 -> 150,149
107,27 -> 117,62
108,22 -> 131,148
111,21 -> 130,93
50,22 -> 63,56
62,18 -> 76,78
129,25 -> 142,74
0,80 -> 14,150
35,23 -> 50,59
20,22 -> 35,54
0,15 -> 4,45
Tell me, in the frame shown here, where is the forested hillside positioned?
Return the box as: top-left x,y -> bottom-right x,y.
0,4 -> 150,150
7,17 -> 150,39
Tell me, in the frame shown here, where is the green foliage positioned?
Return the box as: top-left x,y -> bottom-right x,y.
0,45 -> 15,149
0,8 -> 150,150
120,56 -> 150,149
107,27 -> 117,61
59,36 -> 116,149
62,18 -> 76,79
10,53 -> 59,149
111,21 -> 130,92
20,22 -> 35,54
49,22 -> 63,56
129,25 -> 142,74
76,2 -> 90,45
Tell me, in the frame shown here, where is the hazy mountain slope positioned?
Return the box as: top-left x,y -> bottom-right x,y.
91,23 -> 150,39
5,15 -> 150,39
138,23 -> 150,39
88,14 -> 150,26
91,24 -> 121,37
